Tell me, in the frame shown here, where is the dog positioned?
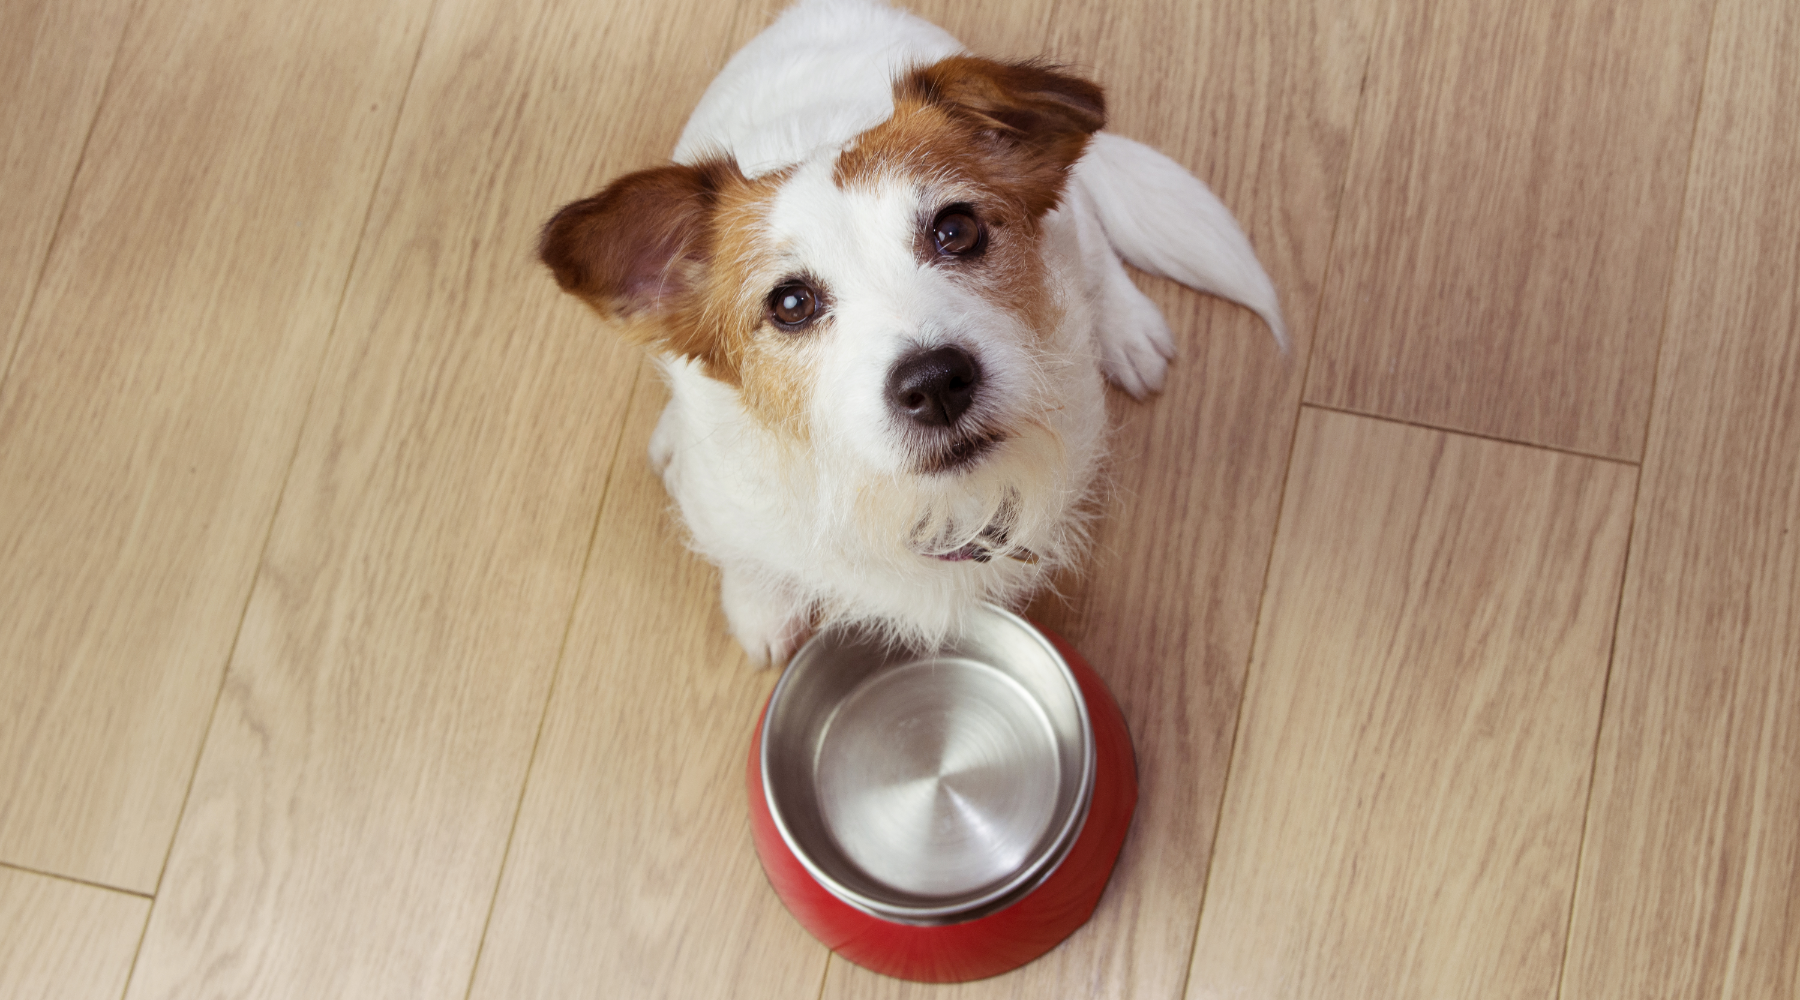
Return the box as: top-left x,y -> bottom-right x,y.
539,0 -> 1284,665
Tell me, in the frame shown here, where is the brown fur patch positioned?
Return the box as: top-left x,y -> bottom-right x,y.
835,139 -> 1046,339
834,57 -> 1107,344
538,160 -> 778,392
539,159 -> 738,318
839,57 -> 1105,218
693,169 -> 819,435
539,160 -> 819,435
736,336 -> 819,439
537,58 -> 1106,440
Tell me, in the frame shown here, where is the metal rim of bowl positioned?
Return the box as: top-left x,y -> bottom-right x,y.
759,603 -> 1097,925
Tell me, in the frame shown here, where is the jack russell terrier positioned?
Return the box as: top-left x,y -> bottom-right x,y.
540,0 -> 1284,664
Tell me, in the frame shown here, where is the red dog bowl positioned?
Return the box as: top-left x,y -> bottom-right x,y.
748,604 -> 1137,982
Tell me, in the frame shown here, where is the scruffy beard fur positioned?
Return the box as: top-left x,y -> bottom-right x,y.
762,378 -> 1103,652
652,249 -> 1112,657
541,0 -> 1285,665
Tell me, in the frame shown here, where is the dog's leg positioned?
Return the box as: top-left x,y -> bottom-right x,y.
1073,131 -> 1286,350
1066,180 -> 1179,397
718,566 -> 811,668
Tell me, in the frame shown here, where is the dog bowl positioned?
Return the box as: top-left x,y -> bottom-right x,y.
748,604 -> 1137,982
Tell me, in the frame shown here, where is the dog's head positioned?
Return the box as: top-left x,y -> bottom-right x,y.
541,57 -> 1106,580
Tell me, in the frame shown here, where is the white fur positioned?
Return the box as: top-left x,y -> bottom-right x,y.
1074,131 -> 1288,350
650,0 -> 1283,664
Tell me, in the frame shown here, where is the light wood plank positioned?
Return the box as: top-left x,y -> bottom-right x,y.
0,0 -> 134,374
901,0 -> 1055,57
0,0 -> 432,892
1187,409 -> 1635,1000
825,0 -> 1377,994
1562,0 -> 1800,994
3,3 -> 1787,1000
122,0 -> 765,997
467,365 -> 828,1000
462,2 -> 842,995
1306,0 -> 1713,460
0,866 -> 147,1000
116,2 -> 701,999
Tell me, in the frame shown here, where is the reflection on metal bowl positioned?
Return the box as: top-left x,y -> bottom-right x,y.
749,604 -> 1138,982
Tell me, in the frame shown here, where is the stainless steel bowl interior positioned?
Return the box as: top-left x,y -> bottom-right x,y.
761,605 -> 1094,924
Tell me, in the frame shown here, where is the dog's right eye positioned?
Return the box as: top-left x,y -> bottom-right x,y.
768,282 -> 818,328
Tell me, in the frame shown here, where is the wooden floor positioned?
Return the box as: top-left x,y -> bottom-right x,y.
2,0 -> 1794,996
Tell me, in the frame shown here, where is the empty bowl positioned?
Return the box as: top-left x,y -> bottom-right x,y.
747,604 -> 1137,982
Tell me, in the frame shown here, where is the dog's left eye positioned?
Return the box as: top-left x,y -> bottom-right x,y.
768,281 -> 818,328
932,207 -> 983,257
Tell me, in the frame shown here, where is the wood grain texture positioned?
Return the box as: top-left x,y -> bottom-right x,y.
823,0 -> 1375,996
120,0 -> 685,993
1306,0 -> 1714,460
467,365 -> 829,1000
1561,0 -> 1800,994
462,3 -> 840,995
0,0 -> 134,375
0,0 -> 431,892
902,0 -> 1056,58
2,1 -> 1796,998
1187,409 -> 1635,1000
0,866 -> 147,1000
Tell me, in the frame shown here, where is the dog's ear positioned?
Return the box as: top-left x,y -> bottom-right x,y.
538,159 -> 742,321
899,57 -> 1106,216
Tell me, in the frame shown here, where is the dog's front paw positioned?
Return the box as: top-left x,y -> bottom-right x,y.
718,568 -> 811,668
1097,265 -> 1176,398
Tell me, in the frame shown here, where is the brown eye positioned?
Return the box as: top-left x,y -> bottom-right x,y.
769,282 -> 817,328
932,208 -> 983,256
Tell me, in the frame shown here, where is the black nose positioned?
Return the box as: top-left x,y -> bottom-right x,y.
887,345 -> 980,427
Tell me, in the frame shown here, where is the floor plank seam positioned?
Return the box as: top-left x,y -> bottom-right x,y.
1176,4 -> 1386,995
5,1 -> 1771,995
117,2 -> 446,992
1626,0 -> 1724,470
1549,462 -> 1649,1000
0,860 -> 153,901
1174,398 -> 1301,1000
0,0 -> 146,402
31,10 -> 184,998
139,0 -> 446,907
458,365 -> 646,1000
1300,401 -> 1642,466
1175,357 -> 1313,1000
1551,3 -> 1724,997
113,873 -> 156,1000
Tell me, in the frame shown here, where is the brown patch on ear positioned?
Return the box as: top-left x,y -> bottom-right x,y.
892,56 -> 1106,217
538,160 -> 742,315
539,158 -> 759,380
835,60 -> 1092,346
